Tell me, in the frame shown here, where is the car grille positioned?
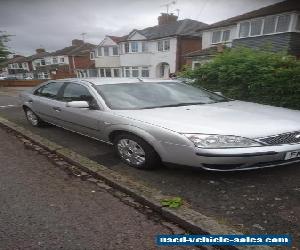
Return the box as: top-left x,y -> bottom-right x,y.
258,131 -> 300,146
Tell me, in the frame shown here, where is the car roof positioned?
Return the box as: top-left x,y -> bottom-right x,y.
70,77 -> 178,85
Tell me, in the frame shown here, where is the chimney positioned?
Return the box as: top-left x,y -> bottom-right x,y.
158,13 -> 178,25
72,39 -> 84,46
36,48 -> 45,54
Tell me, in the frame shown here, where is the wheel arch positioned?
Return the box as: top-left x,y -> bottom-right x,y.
107,126 -> 165,160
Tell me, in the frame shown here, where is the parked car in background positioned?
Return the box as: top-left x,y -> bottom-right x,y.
19,78 -> 300,171
0,76 -> 7,80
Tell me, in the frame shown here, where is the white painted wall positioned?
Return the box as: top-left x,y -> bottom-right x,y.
119,37 -> 177,78
95,56 -> 120,68
94,36 -> 121,68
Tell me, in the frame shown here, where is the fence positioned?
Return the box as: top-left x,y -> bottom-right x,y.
0,80 -> 46,87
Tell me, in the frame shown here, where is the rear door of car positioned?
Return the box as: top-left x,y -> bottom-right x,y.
31,81 -> 66,125
57,82 -> 103,139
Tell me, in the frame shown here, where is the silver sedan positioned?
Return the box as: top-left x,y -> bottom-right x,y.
20,78 -> 300,171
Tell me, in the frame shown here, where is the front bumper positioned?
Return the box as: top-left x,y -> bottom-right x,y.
160,142 -> 300,171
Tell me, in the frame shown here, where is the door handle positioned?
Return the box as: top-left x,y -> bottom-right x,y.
52,107 -> 61,112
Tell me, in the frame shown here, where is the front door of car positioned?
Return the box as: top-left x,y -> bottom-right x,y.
58,82 -> 103,139
32,81 -> 65,126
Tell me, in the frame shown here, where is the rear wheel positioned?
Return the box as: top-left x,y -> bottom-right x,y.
114,133 -> 160,170
24,108 -> 44,127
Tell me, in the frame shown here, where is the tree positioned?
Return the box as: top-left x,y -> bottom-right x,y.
180,47 -> 300,110
0,31 -> 12,64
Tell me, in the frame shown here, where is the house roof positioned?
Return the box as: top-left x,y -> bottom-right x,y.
51,43 -> 96,56
27,51 -> 50,61
130,19 -> 208,40
6,56 -> 29,64
198,0 -> 300,31
107,35 -> 128,43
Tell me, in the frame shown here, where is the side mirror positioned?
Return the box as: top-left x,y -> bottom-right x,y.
66,101 -> 89,108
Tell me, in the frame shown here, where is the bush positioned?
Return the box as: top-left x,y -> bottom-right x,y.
181,47 -> 300,110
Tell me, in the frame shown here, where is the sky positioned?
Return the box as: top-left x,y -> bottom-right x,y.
0,0 -> 282,56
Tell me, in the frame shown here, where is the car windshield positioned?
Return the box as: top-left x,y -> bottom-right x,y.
96,82 -> 229,110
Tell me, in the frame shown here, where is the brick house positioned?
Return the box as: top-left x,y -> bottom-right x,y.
186,0 -> 300,68
92,13 -> 208,78
33,39 -> 96,79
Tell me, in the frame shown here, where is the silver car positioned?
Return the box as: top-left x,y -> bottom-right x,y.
20,78 -> 300,171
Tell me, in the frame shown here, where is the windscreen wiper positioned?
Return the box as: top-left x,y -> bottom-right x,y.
142,102 -> 205,109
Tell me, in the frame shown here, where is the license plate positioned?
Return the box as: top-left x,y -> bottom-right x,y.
285,150 -> 300,160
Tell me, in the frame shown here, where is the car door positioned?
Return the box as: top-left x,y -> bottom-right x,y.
58,82 -> 103,139
31,81 -> 66,126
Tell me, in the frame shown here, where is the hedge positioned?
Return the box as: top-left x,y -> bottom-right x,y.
181,47 -> 300,110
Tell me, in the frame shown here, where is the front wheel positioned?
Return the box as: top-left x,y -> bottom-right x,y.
114,133 -> 161,170
24,108 -> 44,127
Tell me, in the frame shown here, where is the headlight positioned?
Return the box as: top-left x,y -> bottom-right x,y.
183,134 -> 262,148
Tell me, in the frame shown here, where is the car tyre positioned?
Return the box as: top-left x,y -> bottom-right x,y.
24,107 -> 44,127
114,133 -> 160,170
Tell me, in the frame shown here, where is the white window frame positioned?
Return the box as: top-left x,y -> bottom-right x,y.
212,29 -> 231,44
141,67 -> 150,77
238,13 -> 293,39
112,46 -> 119,56
131,66 -> 139,77
97,47 -> 102,57
53,57 -> 58,64
60,57 -> 65,63
103,47 -> 109,56
90,52 -> 95,60
157,39 -> 170,52
130,42 -> 139,53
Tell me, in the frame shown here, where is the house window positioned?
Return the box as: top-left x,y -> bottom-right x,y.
112,46 -> 118,55
104,47 -> 109,56
40,59 -> 46,66
239,22 -> 250,38
105,68 -> 111,77
164,40 -> 170,51
141,67 -> 149,77
53,57 -> 58,64
60,57 -> 64,63
131,42 -> 138,53
222,30 -> 230,42
22,63 -> 27,68
276,14 -> 291,32
250,19 -> 263,36
113,68 -> 120,77
142,42 -> 147,52
296,15 -> 300,31
263,16 -> 276,34
124,67 -> 130,77
132,67 -> 139,77
90,52 -> 95,60
212,31 -> 222,43
99,68 -> 105,77
125,43 -> 130,53
157,40 -> 163,51
158,40 -> 170,51
97,47 -> 102,56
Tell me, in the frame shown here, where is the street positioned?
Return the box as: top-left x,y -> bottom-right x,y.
0,87 -> 300,248
0,110 -> 196,250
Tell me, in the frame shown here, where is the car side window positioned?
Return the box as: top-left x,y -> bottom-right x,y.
34,82 -> 63,100
62,83 -> 94,103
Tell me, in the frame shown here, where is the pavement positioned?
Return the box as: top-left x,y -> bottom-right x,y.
0,122 -> 198,250
0,87 -> 300,249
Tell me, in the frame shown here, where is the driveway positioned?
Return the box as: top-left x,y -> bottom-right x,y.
0,88 -> 299,249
